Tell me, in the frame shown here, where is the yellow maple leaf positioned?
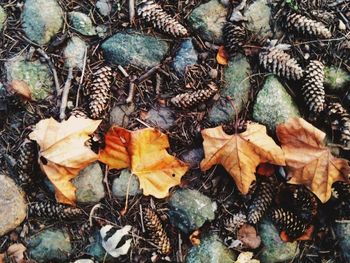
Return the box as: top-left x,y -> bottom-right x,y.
99,126 -> 189,198
276,117 -> 350,203
29,116 -> 101,205
200,123 -> 285,194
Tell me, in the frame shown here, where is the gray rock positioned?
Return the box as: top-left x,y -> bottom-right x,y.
86,230 -> 113,262
64,36 -> 87,69
143,106 -> 176,130
172,39 -> 198,76
169,188 -> 217,233
73,162 -> 105,204
244,0 -> 272,38
188,0 -> 227,43
180,148 -> 204,169
334,220 -> 350,262
185,234 -> 236,263
6,55 -> 53,100
259,220 -> 299,263
253,76 -> 300,130
22,0 -> 63,45
112,169 -> 141,198
101,31 -> 170,68
69,12 -> 96,36
0,6 -> 6,31
110,103 -> 135,127
0,175 -> 27,236
96,0 -> 112,17
208,54 -> 251,124
27,228 -> 72,263
324,66 -> 350,93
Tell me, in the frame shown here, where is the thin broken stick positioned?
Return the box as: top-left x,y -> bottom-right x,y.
37,48 -> 61,94
59,67 -> 73,120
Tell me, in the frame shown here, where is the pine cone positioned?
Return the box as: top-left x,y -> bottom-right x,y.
270,208 -> 307,239
332,182 -> 350,200
137,0 -> 188,37
29,201 -> 84,220
70,107 -> 89,118
247,180 -> 275,224
326,102 -> 350,147
223,211 -> 247,233
170,82 -> 219,108
259,46 -> 304,80
87,66 -> 113,119
286,13 -> 331,39
291,187 -> 318,222
302,60 -> 325,114
16,139 -> 37,186
223,22 -> 247,57
143,208 -> 171,255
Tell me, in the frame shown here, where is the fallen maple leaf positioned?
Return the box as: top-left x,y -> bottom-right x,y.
276,118 -> 350,203
200,123 -> 285,194
7,80 -> 32,101
99,126 -> 188,198
6,243 -> 26,263
216,46 -> 229,65
29,116 -> 101,205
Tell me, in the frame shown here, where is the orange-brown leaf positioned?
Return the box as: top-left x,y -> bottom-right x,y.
216,46 -> 229,65
7,80 -> 32,101
99,127 -> 189,198
276,118 -> 350,203
200,123 -> 285,194
29,116 -> 101,205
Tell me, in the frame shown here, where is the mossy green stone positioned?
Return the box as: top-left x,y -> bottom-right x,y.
6,56 -> 53,100
245,0 -> 272,37
101,31 -> 170,68
208,54 -> 251,124
28,228 -> 72,263
0,6 -> 6,31
69,12 -> 96,36
64,36 -> 87,69
253,76 -> 300,130
259,220 -> 299,263
185,234 -> 236,263
324,66 -> 350,93
188,0 -> 227,43
22,0 -> 63,45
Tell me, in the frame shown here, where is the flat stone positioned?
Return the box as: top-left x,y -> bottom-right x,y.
244,0 -> 272,38
0,175 -> 27,237
101,31 -> 170,68
208,54 -> 251,124
188,0 -> 227,43
112,169 -> 141,198
185,234 -> 236,263
143,106 -> 176,130
259,220 -> 299,263
172,39 -> 198,76
73,162 -> 105,204
0,6 -> 6,31
334,220 -> 350,262
96,0 -> 112,17
324,66 -> 350,93
27,228 -> 72,263
6,55 -> 53,101
110,103 -> 135,127
253,76 -> 300,130
169,188 -> 217,233
64,36 -> 87,69
22,0 -> 63,45
69,12 -> 96,36
179,148 -> 204,169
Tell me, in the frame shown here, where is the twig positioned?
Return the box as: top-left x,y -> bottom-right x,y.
75,46 -> 88,107
129,0 -> 135,24
117,65 -> 129,78
89,203 -> 102,227
134,64 -> 160,84
155,73 -> 162,95
140,204 -> 145,233
59,67 -> 74,120
126,76 -> 137,104
104,166 -> 112,199
37,48 -> 61,94
122,172 -> 133,215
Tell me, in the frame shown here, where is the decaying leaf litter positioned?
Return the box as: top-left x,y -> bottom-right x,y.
0,0 -> 349,262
